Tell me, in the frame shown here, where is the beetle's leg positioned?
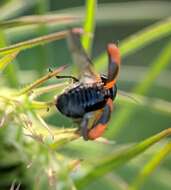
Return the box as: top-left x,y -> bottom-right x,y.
48,67 -> 78,82
105,44 -> 121,89
88,98 -> 113,140
56,75 -> 79,82
80,113 -> 91,141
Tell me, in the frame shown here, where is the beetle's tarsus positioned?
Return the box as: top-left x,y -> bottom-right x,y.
80,115 -> 89,141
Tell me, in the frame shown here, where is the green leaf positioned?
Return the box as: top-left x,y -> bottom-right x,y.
95,17 -> 171,70
0,50 -> 19,71
129,141 -> 171,190
0,27 -> 19,87
0,30 -> 69,56
16,65 -> 67,96
0,0 -> 37,21
53,2 -> 171,24
0,15 -> 79,28
117,91 -> 171,116
75,128 -> 171,189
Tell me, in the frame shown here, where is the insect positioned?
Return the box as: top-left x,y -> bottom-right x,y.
55,29 -> 121,140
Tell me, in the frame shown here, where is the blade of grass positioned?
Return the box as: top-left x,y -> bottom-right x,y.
95,17 -> 171,70
0,30 -> 70,56
30,82 -> 68,99
129,141 -> 171,190
107,40 -> 171,137
0,29 -> 19,87
118,65 -> 171,89
120,18 -> 171,57
16,65 -> 67,96
34,0 -> 50,74
81,0 -> 97,54
117,92 -> 171,116
75,128 -> 171,189
104,173 -> 129,190
0,50 -> 19,71
36,0 -> 49,16
0,15 -> 79,28
0,0 -> 37,21
3,2 -> 171,43
54,1 -> 171,24
4,16 -> 81,44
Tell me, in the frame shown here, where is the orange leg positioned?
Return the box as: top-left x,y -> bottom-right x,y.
88,98 -> 113,140
105,43 -> 121,89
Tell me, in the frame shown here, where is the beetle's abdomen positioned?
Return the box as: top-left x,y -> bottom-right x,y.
56,84 -> 114,118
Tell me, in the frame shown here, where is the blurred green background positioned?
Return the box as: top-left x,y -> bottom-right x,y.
0,0 -> 171,190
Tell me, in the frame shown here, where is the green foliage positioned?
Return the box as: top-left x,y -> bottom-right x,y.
75,128 -> 171,189
0,1 -> 171,190
81,0 -> 97,54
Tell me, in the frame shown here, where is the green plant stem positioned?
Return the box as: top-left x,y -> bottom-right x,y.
81,0 -> 97,54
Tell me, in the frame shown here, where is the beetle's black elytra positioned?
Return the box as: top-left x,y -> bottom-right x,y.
56,76 -> 117,119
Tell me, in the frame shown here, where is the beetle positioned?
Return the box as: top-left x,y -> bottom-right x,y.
55,29 -> 121,140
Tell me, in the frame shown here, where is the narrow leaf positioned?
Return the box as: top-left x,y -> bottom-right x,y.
0,50 -> 19,71
0,0 -> 37,21
75,128 -> 171,189
0,27 -> 19,87
118,91 -> 171,116
16,65 -> 67,96
0,30 -> 69,56
129,141 -> 171,190
81,0 -> 97,54
0,15 -> 79,28
95,17 -> 171,69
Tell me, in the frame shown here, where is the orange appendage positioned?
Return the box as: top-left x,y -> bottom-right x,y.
107,43 -> 121,65
107,98 -> 113,111
88,124 -> 107,140
104,79 -> 116,89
